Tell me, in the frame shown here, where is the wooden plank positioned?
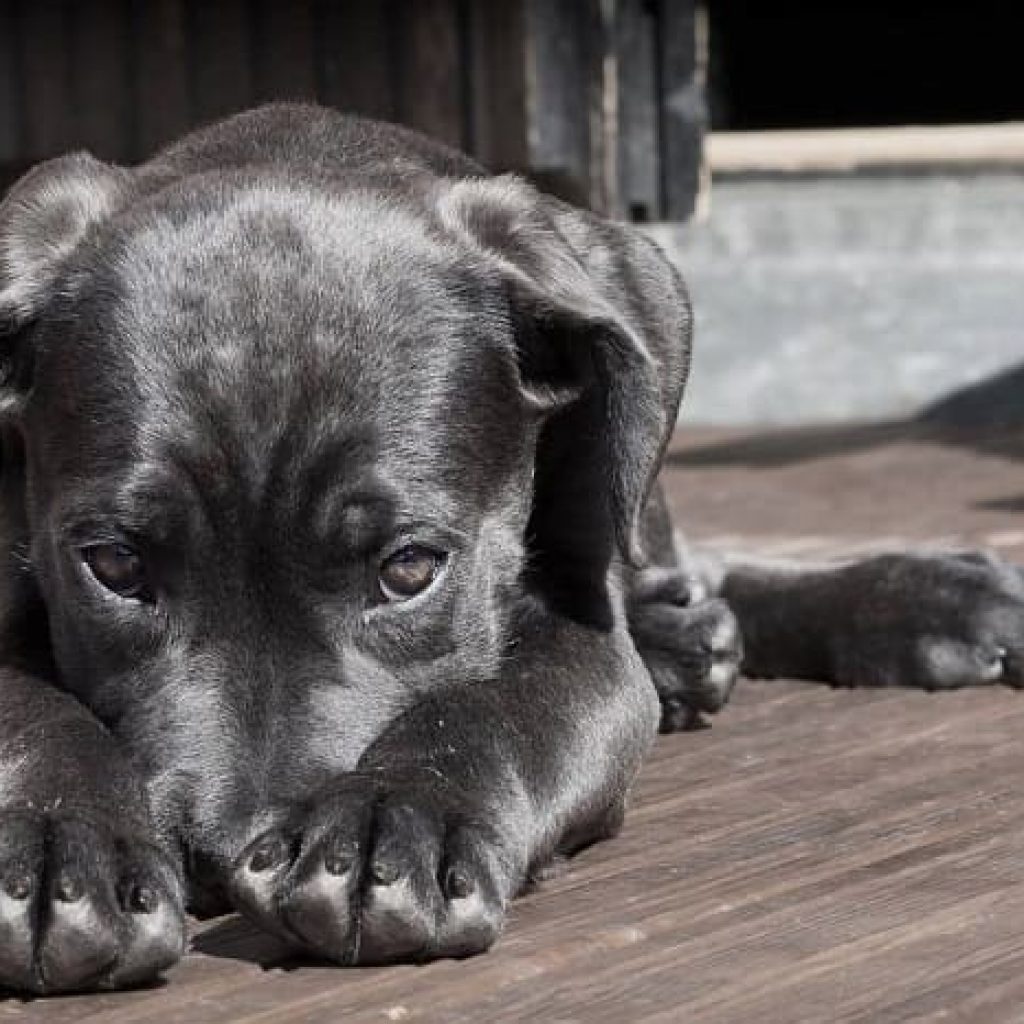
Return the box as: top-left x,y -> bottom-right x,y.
392,0 -> 465,149
523,0 -> 601,210
30,671 -> 1024,1022
656,0 -> 705,220
613,0 -> 660,221
189,0 -> 255,126
314,0 -> 395,121
253,0 -> 316,103
69,0 -> 132,160
585,0 -> 611,215
134,0 -> 190,156
20,0 -> 72,159
708,122 -> 1024,174
8,439 -> 1024,1016
0,0 -> 22,165
465,0 -> 528,171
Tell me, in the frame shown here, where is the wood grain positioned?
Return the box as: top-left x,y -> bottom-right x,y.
392,0 -> 465,149
69,0 -> 132,159
8,426 -> 1024,1021
134,0 -> 191,155
189,0 -> 254,126
19,0 -> 72,159
315,0 -> 396,122
253,0 -> 316,103
0,1 -> 22,164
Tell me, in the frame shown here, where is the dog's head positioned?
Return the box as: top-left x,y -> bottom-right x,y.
0,143 -> 689,882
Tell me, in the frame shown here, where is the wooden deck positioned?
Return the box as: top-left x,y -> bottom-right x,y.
8,424 -> 1024,1022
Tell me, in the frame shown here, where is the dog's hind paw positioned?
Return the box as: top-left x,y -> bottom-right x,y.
823,551 -> 1024,690
230,770 -> 510,965
0,809 -> 185,994
627,569 -> 742,732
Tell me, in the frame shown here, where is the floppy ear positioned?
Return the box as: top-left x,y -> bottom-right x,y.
437,176 -> 691,568
0,153 -> 131,408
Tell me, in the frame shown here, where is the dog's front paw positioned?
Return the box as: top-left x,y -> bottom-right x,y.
230,771 -> 510,965
0,809 -> 184,994
628,568 -> 742,732
831,551 -> 1024,689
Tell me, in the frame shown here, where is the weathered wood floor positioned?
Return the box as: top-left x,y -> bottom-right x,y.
7,424 -> 1024,1023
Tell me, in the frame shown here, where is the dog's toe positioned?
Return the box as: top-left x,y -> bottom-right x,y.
829,552 -> 1024,690
917,639 -> 1013,691
38,883 -> 119,992
355,801 -> 443,963
230,775 -> 508,965
283,856 -> 360,961
628,577 -> 743,731
0,810 -> 184,994
232,830 -> 297,938
0,835 -> 41,991
432,826 -> 505,958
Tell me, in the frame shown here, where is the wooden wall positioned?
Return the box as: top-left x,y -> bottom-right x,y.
0,0 -> 704,220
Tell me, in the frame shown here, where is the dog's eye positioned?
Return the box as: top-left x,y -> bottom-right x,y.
378,545 -> 444,602
82,543 -> 149,600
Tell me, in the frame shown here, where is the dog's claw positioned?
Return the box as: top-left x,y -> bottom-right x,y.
0,810 -> 184,994
628,571 -> 742,732
823,552 -> 1024,690
230,774 -> 508,965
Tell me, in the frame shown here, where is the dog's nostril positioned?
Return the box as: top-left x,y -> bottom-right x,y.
249,836 -> 288,873
129,884 -> 159,914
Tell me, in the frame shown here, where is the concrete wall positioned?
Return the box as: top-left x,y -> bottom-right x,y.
647,173 -> 1024,426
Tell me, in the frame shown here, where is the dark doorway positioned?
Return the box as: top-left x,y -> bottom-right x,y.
708,1 -> 1024,131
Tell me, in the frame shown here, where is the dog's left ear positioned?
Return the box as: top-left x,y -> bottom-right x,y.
437,176 -> 691,566
0,153 -> 132,408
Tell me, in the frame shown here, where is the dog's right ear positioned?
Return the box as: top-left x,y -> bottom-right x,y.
0,153 -> 131,410
437,175 -> 691,573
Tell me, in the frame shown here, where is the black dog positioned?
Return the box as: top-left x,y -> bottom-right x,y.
0,104 -> 1021,994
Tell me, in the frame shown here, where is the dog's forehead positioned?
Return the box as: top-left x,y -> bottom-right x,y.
31,181 -> 528,509
110,182 -> 498,384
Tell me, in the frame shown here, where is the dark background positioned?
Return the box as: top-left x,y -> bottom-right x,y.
709,0 -> 1024,130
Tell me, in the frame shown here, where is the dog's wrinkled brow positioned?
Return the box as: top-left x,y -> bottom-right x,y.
53,458 -> 464,560
53,469 -> 206,547
308,477 -> 471,557
308,488 -> 396,553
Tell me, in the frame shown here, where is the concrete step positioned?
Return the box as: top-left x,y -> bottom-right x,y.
647,173 -> 1024,426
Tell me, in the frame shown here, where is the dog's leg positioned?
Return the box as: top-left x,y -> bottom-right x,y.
227,611 -> 658,965
0,667 -> 185,993
713,549 -> 1024,690
627,485 -> 1024,722
625,483 -> 743,732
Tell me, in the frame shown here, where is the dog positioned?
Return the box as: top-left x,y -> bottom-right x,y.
0,103 -> 1021,994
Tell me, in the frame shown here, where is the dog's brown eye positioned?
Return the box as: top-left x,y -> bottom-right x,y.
83,543 -> 148,600
378,545 -> 444,602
